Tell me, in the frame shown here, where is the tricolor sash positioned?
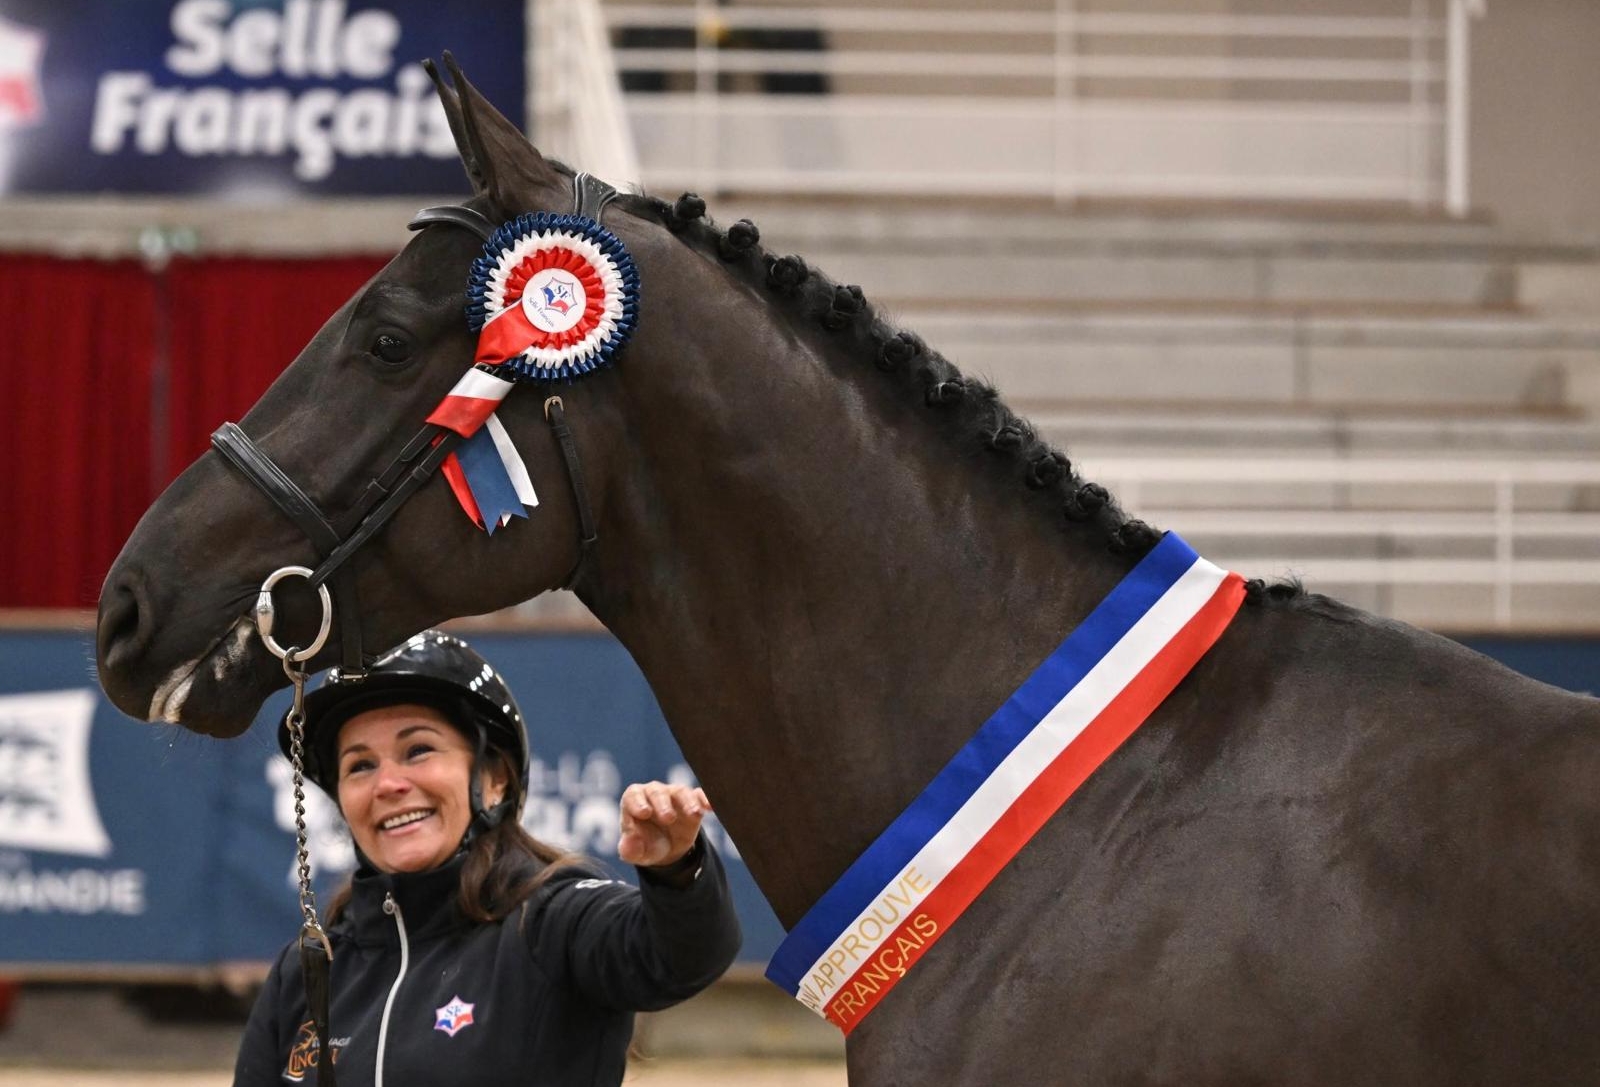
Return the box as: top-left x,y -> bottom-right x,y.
765,532 -> 1245,1032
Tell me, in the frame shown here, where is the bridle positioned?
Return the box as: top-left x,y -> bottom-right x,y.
211,172 -> 615,676
209,172 -> 618,1087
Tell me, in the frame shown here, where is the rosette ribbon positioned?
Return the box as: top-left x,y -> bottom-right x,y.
425,366 -> 538,533
426,211 -> 640,532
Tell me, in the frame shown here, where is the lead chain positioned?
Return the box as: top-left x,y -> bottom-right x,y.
282,654 -> 326,937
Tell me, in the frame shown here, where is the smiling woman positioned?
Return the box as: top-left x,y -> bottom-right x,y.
233,631 -> 742,1087
334,704 -> 500,874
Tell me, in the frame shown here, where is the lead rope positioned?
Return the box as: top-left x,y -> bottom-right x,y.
255,568 -> 338,1086
285,656 -> 337,1086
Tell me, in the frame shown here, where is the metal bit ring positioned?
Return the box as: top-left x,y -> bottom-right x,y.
254,566 -> 333,663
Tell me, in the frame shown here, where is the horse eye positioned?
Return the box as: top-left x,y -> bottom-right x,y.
371,332 -> 412,365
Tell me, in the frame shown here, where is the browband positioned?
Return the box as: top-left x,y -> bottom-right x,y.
407,204 -> 495,241
406,174 -> 618,241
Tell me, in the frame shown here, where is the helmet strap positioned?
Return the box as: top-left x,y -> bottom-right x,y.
459,723 -> 516,850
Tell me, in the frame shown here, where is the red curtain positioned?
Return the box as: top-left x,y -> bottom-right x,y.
0,253 -> 386,608
162,257 -> 386,473
1,256 -> 155,609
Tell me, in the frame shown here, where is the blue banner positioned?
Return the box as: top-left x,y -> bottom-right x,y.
0,629 -> 785,971
2,628 -> 1596,974
0,0 -> 524,198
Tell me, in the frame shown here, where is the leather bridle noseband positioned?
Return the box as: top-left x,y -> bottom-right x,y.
212,173 -> 615,676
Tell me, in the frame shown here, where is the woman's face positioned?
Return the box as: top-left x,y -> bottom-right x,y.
335,703 -> 506,874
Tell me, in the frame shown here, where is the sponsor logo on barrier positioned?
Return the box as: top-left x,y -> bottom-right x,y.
0,690 -> 145,917
0,690 -> 111,857
0,853 -> 146,916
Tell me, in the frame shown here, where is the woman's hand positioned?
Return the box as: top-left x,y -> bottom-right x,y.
618,781 -> 711,868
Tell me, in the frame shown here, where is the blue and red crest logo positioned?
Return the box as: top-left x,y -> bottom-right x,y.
0,16 -> 45,130
539,276 -> 578,317
433,995 -> 476,1038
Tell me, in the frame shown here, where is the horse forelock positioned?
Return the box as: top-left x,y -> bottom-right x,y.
605,189 -> 1301,608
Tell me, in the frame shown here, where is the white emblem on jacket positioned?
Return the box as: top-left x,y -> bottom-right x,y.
434,996 -> 476,1038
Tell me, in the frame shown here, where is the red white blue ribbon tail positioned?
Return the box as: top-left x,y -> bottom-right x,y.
427,366 -> 536,531
439,449 -> 487,530
427,365 -> 515,438
765,532 -> 1246,1034
447,414 -> 537,534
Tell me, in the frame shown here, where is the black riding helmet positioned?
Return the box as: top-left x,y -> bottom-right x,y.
278,630 -> 530,839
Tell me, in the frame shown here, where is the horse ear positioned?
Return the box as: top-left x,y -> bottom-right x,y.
423,57 -> 486,192
439,52 -> 561,216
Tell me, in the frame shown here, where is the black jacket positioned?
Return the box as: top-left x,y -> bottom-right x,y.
233,838 -> 741,1086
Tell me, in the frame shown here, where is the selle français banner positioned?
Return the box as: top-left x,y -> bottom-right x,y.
0,0 -> 523,198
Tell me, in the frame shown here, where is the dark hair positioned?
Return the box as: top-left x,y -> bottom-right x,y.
457,816 -> 585,923
326,749 -> 587,924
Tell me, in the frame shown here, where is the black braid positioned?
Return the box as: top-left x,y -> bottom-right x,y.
987,421 -> 1031,453
1109,519 -> 1162,557
718,219 -> 760,261
612,187 -> 1301,603
667,192 -> 706,232
1064,483 -> 1109,522
766,254 -> 810,294
879,331 -> 921,372
1026,451 -> 1070,489
822,285 -> 867,330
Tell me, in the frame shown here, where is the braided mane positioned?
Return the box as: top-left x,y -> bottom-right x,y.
607,186 -> 1295,605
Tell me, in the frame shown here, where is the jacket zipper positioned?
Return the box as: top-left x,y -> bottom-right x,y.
376,892 -> 410,1087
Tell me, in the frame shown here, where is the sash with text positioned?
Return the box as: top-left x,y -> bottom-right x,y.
765,532 -> 1246,1032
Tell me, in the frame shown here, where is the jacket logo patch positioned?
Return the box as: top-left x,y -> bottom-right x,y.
283,1019 -> 346,1081
434,995 -> 476,1038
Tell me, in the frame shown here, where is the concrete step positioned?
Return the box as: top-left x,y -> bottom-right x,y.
804,247 -> 1515,308
1073,451 -> 1600,519
720,198 -> 1600,311
895,309 -> 1600,415
1019,404 -> 1600,459
721,197 -> 1513,252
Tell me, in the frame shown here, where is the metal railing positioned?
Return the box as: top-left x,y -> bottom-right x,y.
600,0 -> 1487,212
1086,455 -> 1600,629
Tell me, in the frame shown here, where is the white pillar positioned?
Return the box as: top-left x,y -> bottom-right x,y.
1445,0 -> 1487,217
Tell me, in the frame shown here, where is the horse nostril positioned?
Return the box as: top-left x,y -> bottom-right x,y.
98,581 -> 150,669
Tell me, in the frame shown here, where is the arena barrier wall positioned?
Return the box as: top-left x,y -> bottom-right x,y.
0,628 -> 783,975
0,627 -> 1593,976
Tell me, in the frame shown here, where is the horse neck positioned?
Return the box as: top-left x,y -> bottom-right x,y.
578,332 -> 1131,926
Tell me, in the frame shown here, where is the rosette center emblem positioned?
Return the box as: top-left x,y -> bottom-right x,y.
468,212 -> 640,381
524,268 -> 588,334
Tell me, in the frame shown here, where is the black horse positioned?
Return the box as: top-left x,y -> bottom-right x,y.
95,60 -> 1600,1085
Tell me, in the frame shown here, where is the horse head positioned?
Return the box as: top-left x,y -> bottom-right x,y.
96,57 -> 650,736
